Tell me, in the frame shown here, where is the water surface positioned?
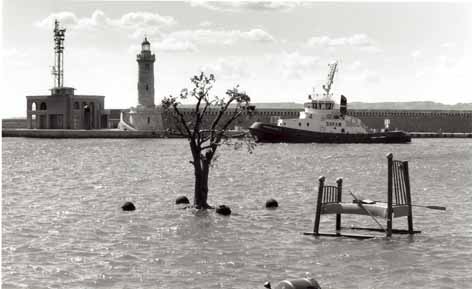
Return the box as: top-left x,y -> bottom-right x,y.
2,138 -> 472,288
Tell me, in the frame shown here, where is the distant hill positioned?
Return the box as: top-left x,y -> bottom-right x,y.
348,101 -> 472,110
251,101 -> 472,110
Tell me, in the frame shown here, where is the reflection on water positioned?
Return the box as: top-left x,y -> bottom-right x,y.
2,138 -> 472,289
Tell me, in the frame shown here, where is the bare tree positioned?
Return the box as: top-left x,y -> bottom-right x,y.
162,72 -> 255,209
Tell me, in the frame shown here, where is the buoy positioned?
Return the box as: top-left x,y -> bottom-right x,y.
265,198 -> 278,209
121,201 -> 136,211
216,205 -> 231,216
175,196 -> 190,205
265,278 -> 321,289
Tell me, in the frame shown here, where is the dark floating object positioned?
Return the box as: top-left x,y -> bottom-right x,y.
175,196 -> 190,205
264,278 -> 321,289
121,201 -> 136,211
216,205 -> 231,216
265,198 -> 278,209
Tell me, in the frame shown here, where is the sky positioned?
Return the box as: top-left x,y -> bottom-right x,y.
1,1 -> 472,118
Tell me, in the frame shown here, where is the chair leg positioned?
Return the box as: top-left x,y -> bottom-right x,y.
336,178 -> 342,232
313,176 -> 325,235
387,215 -> 393,237
336,214 -> 341,232
387,153 -> 393,237
407,212 -> 414,234
314,210 -> 321,235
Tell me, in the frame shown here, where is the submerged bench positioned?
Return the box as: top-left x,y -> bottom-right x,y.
305,153 -> 420,239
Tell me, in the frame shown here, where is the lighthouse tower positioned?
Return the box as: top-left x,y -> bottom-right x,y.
137,37 -> 155,108
121,37 -> 163,131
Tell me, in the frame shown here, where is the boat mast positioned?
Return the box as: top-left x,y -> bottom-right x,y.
322,61 -> 338,97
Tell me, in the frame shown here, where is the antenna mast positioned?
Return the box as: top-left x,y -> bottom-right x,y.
322,61 -> 338,97
52,19 -> 66,88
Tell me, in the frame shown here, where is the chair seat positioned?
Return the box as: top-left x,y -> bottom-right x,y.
320,202 -> 410,218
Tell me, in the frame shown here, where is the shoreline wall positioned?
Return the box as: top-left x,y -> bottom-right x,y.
1,129 -> 170,138
4,108 -> 472,133
2,129 -> 472,139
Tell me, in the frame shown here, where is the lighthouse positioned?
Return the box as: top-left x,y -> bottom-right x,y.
119,37 -> 163,131
137,37 -> 155,108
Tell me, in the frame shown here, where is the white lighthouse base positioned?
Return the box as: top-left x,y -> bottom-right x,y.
119,105 -> 164,131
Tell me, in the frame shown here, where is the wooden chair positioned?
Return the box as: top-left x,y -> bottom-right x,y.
306,153 -> 420,239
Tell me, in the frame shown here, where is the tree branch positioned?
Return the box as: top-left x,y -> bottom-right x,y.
172,104 -> 192,138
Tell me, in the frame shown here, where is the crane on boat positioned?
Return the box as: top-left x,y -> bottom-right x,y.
322,61 -> 338,97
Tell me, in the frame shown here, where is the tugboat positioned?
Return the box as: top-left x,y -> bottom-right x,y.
249,62 -> 411,143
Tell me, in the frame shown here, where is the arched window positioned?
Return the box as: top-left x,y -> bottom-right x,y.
73,102 -> 80,109
40,102 -> 47,110
31,102 -> 37,111
147,117 -> 150,124
146,84 -> 149,91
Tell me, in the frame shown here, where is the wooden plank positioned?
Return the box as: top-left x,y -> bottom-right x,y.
342,227 -> 421,234
303,232 -> 375,239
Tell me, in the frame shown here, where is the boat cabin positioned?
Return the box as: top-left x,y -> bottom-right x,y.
304,100 -> 335,110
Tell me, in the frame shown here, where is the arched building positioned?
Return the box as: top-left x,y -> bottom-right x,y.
26,87 -> 107,129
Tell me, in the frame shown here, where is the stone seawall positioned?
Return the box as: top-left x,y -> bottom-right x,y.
3,129 -> 472,139
2,119 -> 28,129
4,109 -> 472,133
2,129 -> 172,138
409,132 -> 472,138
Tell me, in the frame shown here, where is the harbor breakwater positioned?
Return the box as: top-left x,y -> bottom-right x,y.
1,129 -> 170,138
2,128 -> 472,138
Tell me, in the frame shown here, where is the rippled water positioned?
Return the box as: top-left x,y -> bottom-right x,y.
2,138 -> 472,289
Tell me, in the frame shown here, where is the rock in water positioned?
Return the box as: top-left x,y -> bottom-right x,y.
175,196 -> 190,205
216,205 -> 231,216
122,201 -> 136,211
265,198 -> 278,209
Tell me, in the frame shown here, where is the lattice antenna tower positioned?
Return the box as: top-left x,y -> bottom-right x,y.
51,19 -> 66,88
322,61 -> 338,97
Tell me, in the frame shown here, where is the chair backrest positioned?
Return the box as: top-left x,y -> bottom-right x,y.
317,176 -> 343,204
387,153 -> 412,206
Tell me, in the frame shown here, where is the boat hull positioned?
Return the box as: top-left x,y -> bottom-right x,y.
249,122 -> 411,143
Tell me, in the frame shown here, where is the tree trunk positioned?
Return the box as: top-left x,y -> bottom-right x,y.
201,160 -> 210,206
193,164 -> 205,208
192,155 -> 211,209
